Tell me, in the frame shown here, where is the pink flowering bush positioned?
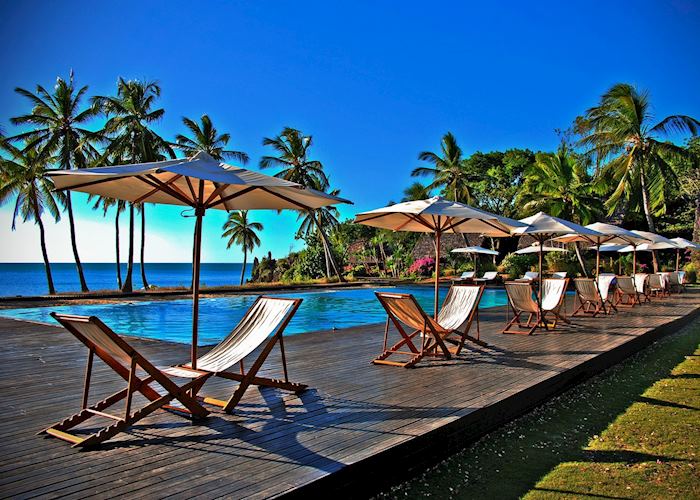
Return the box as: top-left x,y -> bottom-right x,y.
408,256 -> 435,277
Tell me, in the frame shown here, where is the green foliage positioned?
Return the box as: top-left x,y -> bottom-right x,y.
498,253 -> 537,279
545,250 -> 582,277
683,262 -> 697,283
175,114 -> 248,163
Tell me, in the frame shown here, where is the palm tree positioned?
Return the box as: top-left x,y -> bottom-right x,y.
401,182 -> 431,202
0,142 -> 64,294
295,188 -> 342,278
93,79 -> 174,292
260,127 -> 343,281
577,83 -> 699,231
411,132 -> 478,203
175,114 -> 248,162
90,196 -> 127,288
519,145 -> 604,275
10,72 -> 100,292
222,211 -> 263,285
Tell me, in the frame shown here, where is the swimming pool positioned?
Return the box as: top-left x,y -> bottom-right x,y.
0,286 -> 508,345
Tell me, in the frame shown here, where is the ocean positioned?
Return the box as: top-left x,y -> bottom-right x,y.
0,262 -> 253,297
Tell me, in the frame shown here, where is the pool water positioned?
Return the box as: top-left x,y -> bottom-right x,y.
0,286 -> 508,345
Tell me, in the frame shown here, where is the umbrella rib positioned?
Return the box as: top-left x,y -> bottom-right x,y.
355,213 -> 390,225
184,176 -> 197,201
207,186 -> 259,209
133,174 -> 183,204
407,214 -> 435,231
144,174 -> 195,204
480,219 -> 511,236
204,183 -> 229,206
394,215 -> 416,232
258,187 -> 313,211
52,175 -> 124,192
135,176 -> 194,206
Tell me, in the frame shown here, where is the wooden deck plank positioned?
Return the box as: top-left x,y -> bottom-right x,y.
0,291 -> 698,498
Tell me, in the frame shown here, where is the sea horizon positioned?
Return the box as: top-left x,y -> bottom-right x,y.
0,262 -> 254,297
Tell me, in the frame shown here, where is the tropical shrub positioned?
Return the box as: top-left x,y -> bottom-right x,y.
683,263 -> 697,283
498,253 -> 537,279
408,256 -> 435,277
546,251 -> 583,277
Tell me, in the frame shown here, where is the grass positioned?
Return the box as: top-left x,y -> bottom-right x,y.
378,319 -> 700,499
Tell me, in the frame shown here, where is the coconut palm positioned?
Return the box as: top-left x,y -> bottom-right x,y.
90,196 -> 127,288
401,182 -> 431,202
577,83 -> 700,231
93,79 -> 174,292
411,132 -> 478,203
175,114 -> 248,163
0,142 -> 64,294
519,145 -> 604,275
260,127 -> 343,281
222,211 -> 263,285
295,188 -> 342,278
10,72 -> 100,292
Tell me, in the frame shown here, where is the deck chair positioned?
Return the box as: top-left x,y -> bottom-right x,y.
648,274 -> 667,298
474,271 -> 498,283
616,276 -> 640,306
42,313 -> 211,448
456,271 -> 475,281
502,279 -> 568,335
183,296 -> 306,413
633,273 -> 651,303
374,285 -> 484,368
668,271 -> 684,293
552,271 -> 567,279
516,271 -> 539,282
573,278 -> 617,317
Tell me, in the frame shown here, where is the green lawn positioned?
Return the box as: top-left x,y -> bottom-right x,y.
379,319 -> 700,499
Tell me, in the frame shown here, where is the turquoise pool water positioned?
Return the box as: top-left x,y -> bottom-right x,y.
0,286 -> 508,345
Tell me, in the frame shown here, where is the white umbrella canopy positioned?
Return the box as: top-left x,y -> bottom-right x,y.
511,212 -> 604,307
356,196 -> 525,317
451,246 -> 499,274
451,246 -> 499,255
671,237 -> 700,271
515,244 -> 568,255
49,152 -> 352,368
555,222 -> 651,275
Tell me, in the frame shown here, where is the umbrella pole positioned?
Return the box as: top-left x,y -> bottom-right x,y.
191,207 -> 204,369
434,226 -> 441,319
633,248 -> 637,276
676,249 -> 680,272
596,247 -> 600,277
538,238 -> 543,308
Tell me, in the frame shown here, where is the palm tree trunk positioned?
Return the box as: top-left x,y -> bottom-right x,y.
140,205 -> 149,289
36,214 -> 56,295
65,193 -> 89,292
122,203 -> 135,293
240,249 -> 247,286
574,242 -> 588,277
639,168 -> 659,272
115,210 -> 122,289
311,211 -> 344,282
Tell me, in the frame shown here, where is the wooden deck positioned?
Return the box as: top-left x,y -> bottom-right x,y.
1,290 -> 699,499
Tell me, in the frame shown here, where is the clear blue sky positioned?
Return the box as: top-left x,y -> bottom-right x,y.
1,0 -> 699,263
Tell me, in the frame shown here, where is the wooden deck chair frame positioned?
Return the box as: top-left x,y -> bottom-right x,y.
633,274 -> 652,303
572,278 -> 617,317
668,272 -> 684,294
502,281 -> 542,335
615,276 -> 640,307
437,284 -> 486,352
540,278 -> 570,329
191,296 -> 306,414
648,274 -> 667,298
373,292 -> 453,368
41,313 -> 211,448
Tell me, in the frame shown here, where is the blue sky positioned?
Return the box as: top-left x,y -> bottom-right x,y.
1,0 -> 699,263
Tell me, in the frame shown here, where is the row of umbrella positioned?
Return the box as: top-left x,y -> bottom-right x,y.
49,154 -> 699,367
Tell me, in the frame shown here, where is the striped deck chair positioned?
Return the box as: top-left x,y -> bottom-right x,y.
374,285 -> 484,368
573,278 -> 617,317
184,296 -> 306,413
649,274 -> 667,298
515,271 -> 539,282
502,279 -> 568,335
552,271 -> 568,279
616,276 -> 640,306
633,274 -> 651,303
474,271 -> 498,284
42,314 -> 211,448
456,271 -> 475,281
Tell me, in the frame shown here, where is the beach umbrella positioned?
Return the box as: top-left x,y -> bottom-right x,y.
556,222 -> 650,276
514,243 -> 568,255
451,246 -> 499,274
49,151 -> 351,368
616,231 -> 680,273
670,237 -> 700,272
510,212 -> 604,308
355,196 -> 525,317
